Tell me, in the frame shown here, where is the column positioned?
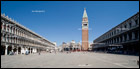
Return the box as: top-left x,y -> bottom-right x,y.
20,46 -> 23,55
35,48 -> 37,53
127,34 -> 129,41
119,37 -> 121,43
5,45 -> 8,55
16,47 -> 18,55
23,47 -> 26,54
112,39 -> 114,44
12,45 -> 14,52
131,19 -> 136,27
132,32 -> 135,40
21,46 -> 22,54
32,48 -> 34,54
34,48 -> 36,53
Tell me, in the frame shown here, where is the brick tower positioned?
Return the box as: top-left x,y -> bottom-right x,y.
82,8 -> 89,51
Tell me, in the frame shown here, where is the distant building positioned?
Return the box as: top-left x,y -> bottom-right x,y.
61,40 -> 81,52
93,12 -> 139,55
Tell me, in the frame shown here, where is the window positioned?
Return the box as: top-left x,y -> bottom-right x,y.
124,25 -> 127,28
83,24 -> 87,26
114,30 -> 116,34
129,23 -> 132,28
135,19 -> 138,25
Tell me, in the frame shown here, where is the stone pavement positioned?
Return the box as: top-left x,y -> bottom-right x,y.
1,52 -> 139,68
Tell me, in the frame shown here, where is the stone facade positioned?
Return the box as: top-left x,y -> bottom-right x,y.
93,12 -> 139,55
61,40 -> 81,52
1,13 -> 55,55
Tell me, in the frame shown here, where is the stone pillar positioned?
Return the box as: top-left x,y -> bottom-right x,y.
16,47 -> 18,55
11,45 -> 14,52
32,48 -> 34,54
132,32 -> 135,40
131,19 -> 136,27
5,45 -> 8,55
119,37 -> 121,43
35,48 -> 37,53
20,46 -> 23,55
23,47 -> 25,54
112,39 -> 114,43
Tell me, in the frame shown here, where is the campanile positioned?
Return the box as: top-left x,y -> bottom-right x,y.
82,8 -> 89,51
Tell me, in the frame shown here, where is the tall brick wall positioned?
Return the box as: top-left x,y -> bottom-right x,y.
82,29 -> 89,51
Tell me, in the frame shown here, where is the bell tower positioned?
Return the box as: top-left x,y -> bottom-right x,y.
82,8 -> 89,51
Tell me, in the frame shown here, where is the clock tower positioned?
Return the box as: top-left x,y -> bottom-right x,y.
82,8 -> 89,51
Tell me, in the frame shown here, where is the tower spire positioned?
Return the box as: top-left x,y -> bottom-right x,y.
83,8 -> 88,18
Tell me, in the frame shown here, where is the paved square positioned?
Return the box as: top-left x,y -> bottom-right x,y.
1,52 -> 139,68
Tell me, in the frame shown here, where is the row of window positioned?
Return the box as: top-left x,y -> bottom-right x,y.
1,34 -> 46,47
1,22 -> 41,42
95,17 -> 139,43
104,31 -> 139,44
1,20 -> 54,46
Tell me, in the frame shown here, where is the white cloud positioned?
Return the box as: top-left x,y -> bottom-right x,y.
32,10 -> 45,13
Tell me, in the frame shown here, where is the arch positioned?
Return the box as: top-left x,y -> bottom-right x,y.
18,47 -> 21,54
7,46 -> 12,55
13,46 -> 17,54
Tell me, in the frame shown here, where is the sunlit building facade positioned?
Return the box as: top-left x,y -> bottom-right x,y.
93,12 -> 139,55
1,14 -> 55,55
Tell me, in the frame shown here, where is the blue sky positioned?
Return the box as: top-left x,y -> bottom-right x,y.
1,1 -> 139,46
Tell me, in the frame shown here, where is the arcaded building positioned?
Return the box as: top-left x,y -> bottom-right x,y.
93,12 -> 139,55
1,14 -> 55,55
